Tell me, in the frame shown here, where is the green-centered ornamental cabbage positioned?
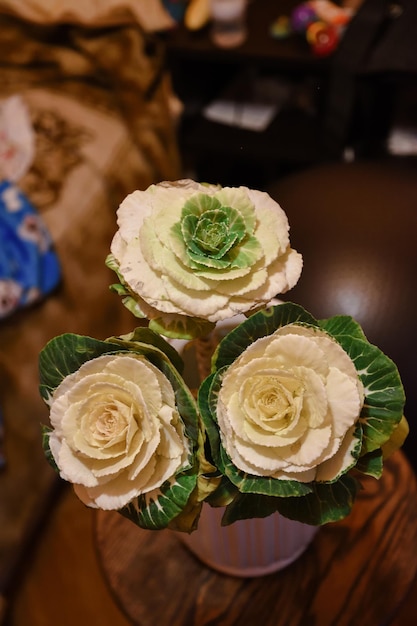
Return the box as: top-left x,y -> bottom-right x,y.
107,180 -> 302,339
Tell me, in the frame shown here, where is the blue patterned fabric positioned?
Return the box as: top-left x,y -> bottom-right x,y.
0,180 -> 60,319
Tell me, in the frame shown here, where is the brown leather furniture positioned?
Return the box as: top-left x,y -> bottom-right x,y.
268,158 -> 417,467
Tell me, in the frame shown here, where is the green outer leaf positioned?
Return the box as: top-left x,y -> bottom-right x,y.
382,414 -> 409,459
105,252 -> 119,273
205,475 -> 239,508
319,315 -> 367,341
221,493 -> 282,525
41,424 -> 58,472
149,315 -> 215,341
39,330 -> 184,399
330,334 -> 405,453
106,254 -> 148,320
155,353 -> 200,447
221,472 -> 360,526
319,315 -> 405,454
108,282 -> 130,297
354,449 -> 384,478
120,473 -> 198,530
39,334 -> 123,402
273,473 -> 360,525
121,294 -> 147,319
108,327 -> 184,375
220,445 -> 312,497
198,372 -> 224,465
318,422 -> 363,484
212,302 -> 318,369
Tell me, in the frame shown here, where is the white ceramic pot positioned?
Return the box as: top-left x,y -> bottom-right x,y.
175,313 -> 318,577
179,503 -> 318,577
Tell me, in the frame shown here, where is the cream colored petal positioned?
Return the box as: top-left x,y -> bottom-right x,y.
276,326 -> 361,389
223,336 -> 276,372
138,455 -> 181,494
74,399 -> 134,459
240,372 -> 303,431
216,398 -> 235,442
51,355 -> 124,403
88,426 -> 152,478
72,483 -> 98,508
246,188 -> 291,261
315,426 -> 359,481
109,230 -> 127,264
127,446 -> 159,484
74,473 -> 146,510
242,417 -> 305,447
120,238 -> 180,314
272,467 -> 317,482
116,358 -> 167,409
326,367 -> 363,438
149,179 -> 211,220
265,333 -> 329,376
115,189 -> 151,240
219,433 -> 272,476
162,274 -> 230,318
56,439 -> 98,487
233,435 -> 291,473
220,248 -> 302,300
297,367 -> 329,428
215,266 -> 268,294
278,423 -> 333,467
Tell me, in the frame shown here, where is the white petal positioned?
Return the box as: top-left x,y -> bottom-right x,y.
279,424 -> 333,467
326,367 -> 363,437
245,188 -> 290,257
316,425 -> 360,481
233,435 -> 291,473
273,467 -> 317,482
265,333 -> 329,376
56,439 -> 98,487
74,477 -> 141,510
115,190 -> 151,239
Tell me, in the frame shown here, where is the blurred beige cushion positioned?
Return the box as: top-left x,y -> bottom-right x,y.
0,0 -> 175,30
0,8 -> 180,597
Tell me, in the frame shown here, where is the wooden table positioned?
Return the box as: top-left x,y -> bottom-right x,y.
95,451 -> 417,626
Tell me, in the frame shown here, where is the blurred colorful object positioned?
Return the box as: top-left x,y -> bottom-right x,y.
184,0 -> 210,30
271,0 -> 355,57
306,20 -> 339,56
290,3 -> 317,32
0,180 -> 60,319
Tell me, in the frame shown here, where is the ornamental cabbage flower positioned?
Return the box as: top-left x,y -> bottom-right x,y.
216,324 -> 364,483
40,328 -> 202,531
107,180 -> 302,339
198,303 -> 407,526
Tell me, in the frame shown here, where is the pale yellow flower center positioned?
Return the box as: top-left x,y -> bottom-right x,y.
84,399 -> 130,447
243,374 -> 303,432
